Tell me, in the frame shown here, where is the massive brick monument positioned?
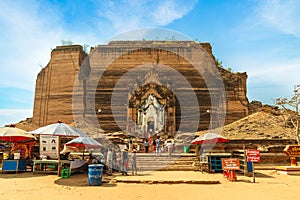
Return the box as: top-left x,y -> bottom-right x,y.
33,41 -> 249,135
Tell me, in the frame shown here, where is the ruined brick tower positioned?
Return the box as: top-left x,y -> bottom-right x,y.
32,41 -> 249,134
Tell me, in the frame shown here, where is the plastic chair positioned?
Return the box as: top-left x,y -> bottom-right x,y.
61,168 -> 70,178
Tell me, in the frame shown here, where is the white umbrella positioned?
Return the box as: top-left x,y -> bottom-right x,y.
27,121 -> 87,137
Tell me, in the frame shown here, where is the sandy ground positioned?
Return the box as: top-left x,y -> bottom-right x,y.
1,170 -> 300,200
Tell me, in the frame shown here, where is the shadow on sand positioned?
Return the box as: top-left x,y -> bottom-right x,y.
254,171 -> 274,178
0,171 -> 52,179
54,173 -> 117,187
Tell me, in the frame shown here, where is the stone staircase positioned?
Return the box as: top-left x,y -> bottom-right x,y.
127,153 -> 200,171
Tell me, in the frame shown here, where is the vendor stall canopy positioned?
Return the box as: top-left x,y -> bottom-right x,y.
27,121 -> 87,137
0,127 -> 36,143
191,132 -> 229,145
65,136 -> 102,149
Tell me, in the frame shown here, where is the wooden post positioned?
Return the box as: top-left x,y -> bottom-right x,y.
252,162 -> 255,183
243,146 -> 247,176
57,136 -> 61,177
209,154 -> 212,173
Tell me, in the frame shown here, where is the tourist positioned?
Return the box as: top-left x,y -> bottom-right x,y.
155,136 -> 161,156
166,140 -> 173,157
144,139 -> 149,153
101,148 -> 107,165
60,152 -> 70,160
164,140 -> 168,152
112,149 -> 117,172
128,137 -> 133,152
91,154 -> 102,164
172,139 -> 176,153
121,148 -> 129,175
152,138 -> 156,153
117,149 -> 122,172
131,149 -> 137,175
106,148 -> 113,175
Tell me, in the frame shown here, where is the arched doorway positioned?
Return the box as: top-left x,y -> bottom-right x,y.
127,82 -> 178,138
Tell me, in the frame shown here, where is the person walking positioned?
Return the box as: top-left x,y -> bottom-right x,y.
144,139 -> 149,153
155,136 -> 161,156
166,140 -> 173,157
121,148 -> 129,175
131,149 -> 137,175
128,138 -> 133,152
172,139 -> 176,153
112,149 -> 117,172
106,148 -> 113,175
116,149 -> 121,172
152,138 -> 156,153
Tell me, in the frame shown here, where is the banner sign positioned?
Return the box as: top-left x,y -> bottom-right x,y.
40,135 -> 59,159
284,145 -> 300,157
246,150 -> 261,162
222,158 -> 240,170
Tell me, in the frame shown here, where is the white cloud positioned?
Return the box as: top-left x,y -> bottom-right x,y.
95,0 -> 198,33
230,51 -> 300,86
0,109 -> 33,126
218,0 -> 300,104
0,0 -> 198,91
0,1 -> 100,127
230,54 -> 300,104
0,1 -> 63,90
152,0 -> 197,25
248,59 -> 300,85
0,0 -> 198,125
0,1 -> 99,91
256,0 -> 300,37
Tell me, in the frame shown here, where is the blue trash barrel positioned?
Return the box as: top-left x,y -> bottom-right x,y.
247,161 -> 253,172
88,164 -> 104,186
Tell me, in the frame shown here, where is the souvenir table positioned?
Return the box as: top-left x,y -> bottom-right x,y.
33,159 -> 59,174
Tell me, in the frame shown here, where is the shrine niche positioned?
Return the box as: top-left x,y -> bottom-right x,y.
125,65 -> 179,137
138,94 -> 165,134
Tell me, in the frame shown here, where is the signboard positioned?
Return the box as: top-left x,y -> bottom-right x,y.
222,158 -> 240,170
284,145 -> 300,157
40,135 -> 59,159
246,150 -> 261,162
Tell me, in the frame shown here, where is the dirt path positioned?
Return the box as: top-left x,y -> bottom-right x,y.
1,170 -> 300,200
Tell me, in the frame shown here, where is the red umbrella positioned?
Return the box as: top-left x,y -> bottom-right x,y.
0,127 -> 36,143
191,132 -> 229,145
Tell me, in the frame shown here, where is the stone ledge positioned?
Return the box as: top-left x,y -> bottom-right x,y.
276,166 -> 300,175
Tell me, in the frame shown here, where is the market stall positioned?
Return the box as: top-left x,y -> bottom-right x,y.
0,127 -> 36,173
191,132 -> 230,173
27,121 -> 89,175
60,136 -> 103,176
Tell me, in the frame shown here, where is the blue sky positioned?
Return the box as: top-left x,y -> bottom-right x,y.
1,0 -> 300,126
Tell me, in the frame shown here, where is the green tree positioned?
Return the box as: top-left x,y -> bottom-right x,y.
215,58 -> 223,68
276,85 -> 300,144
83,44 -> 90,54
61,40 -> 73,46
